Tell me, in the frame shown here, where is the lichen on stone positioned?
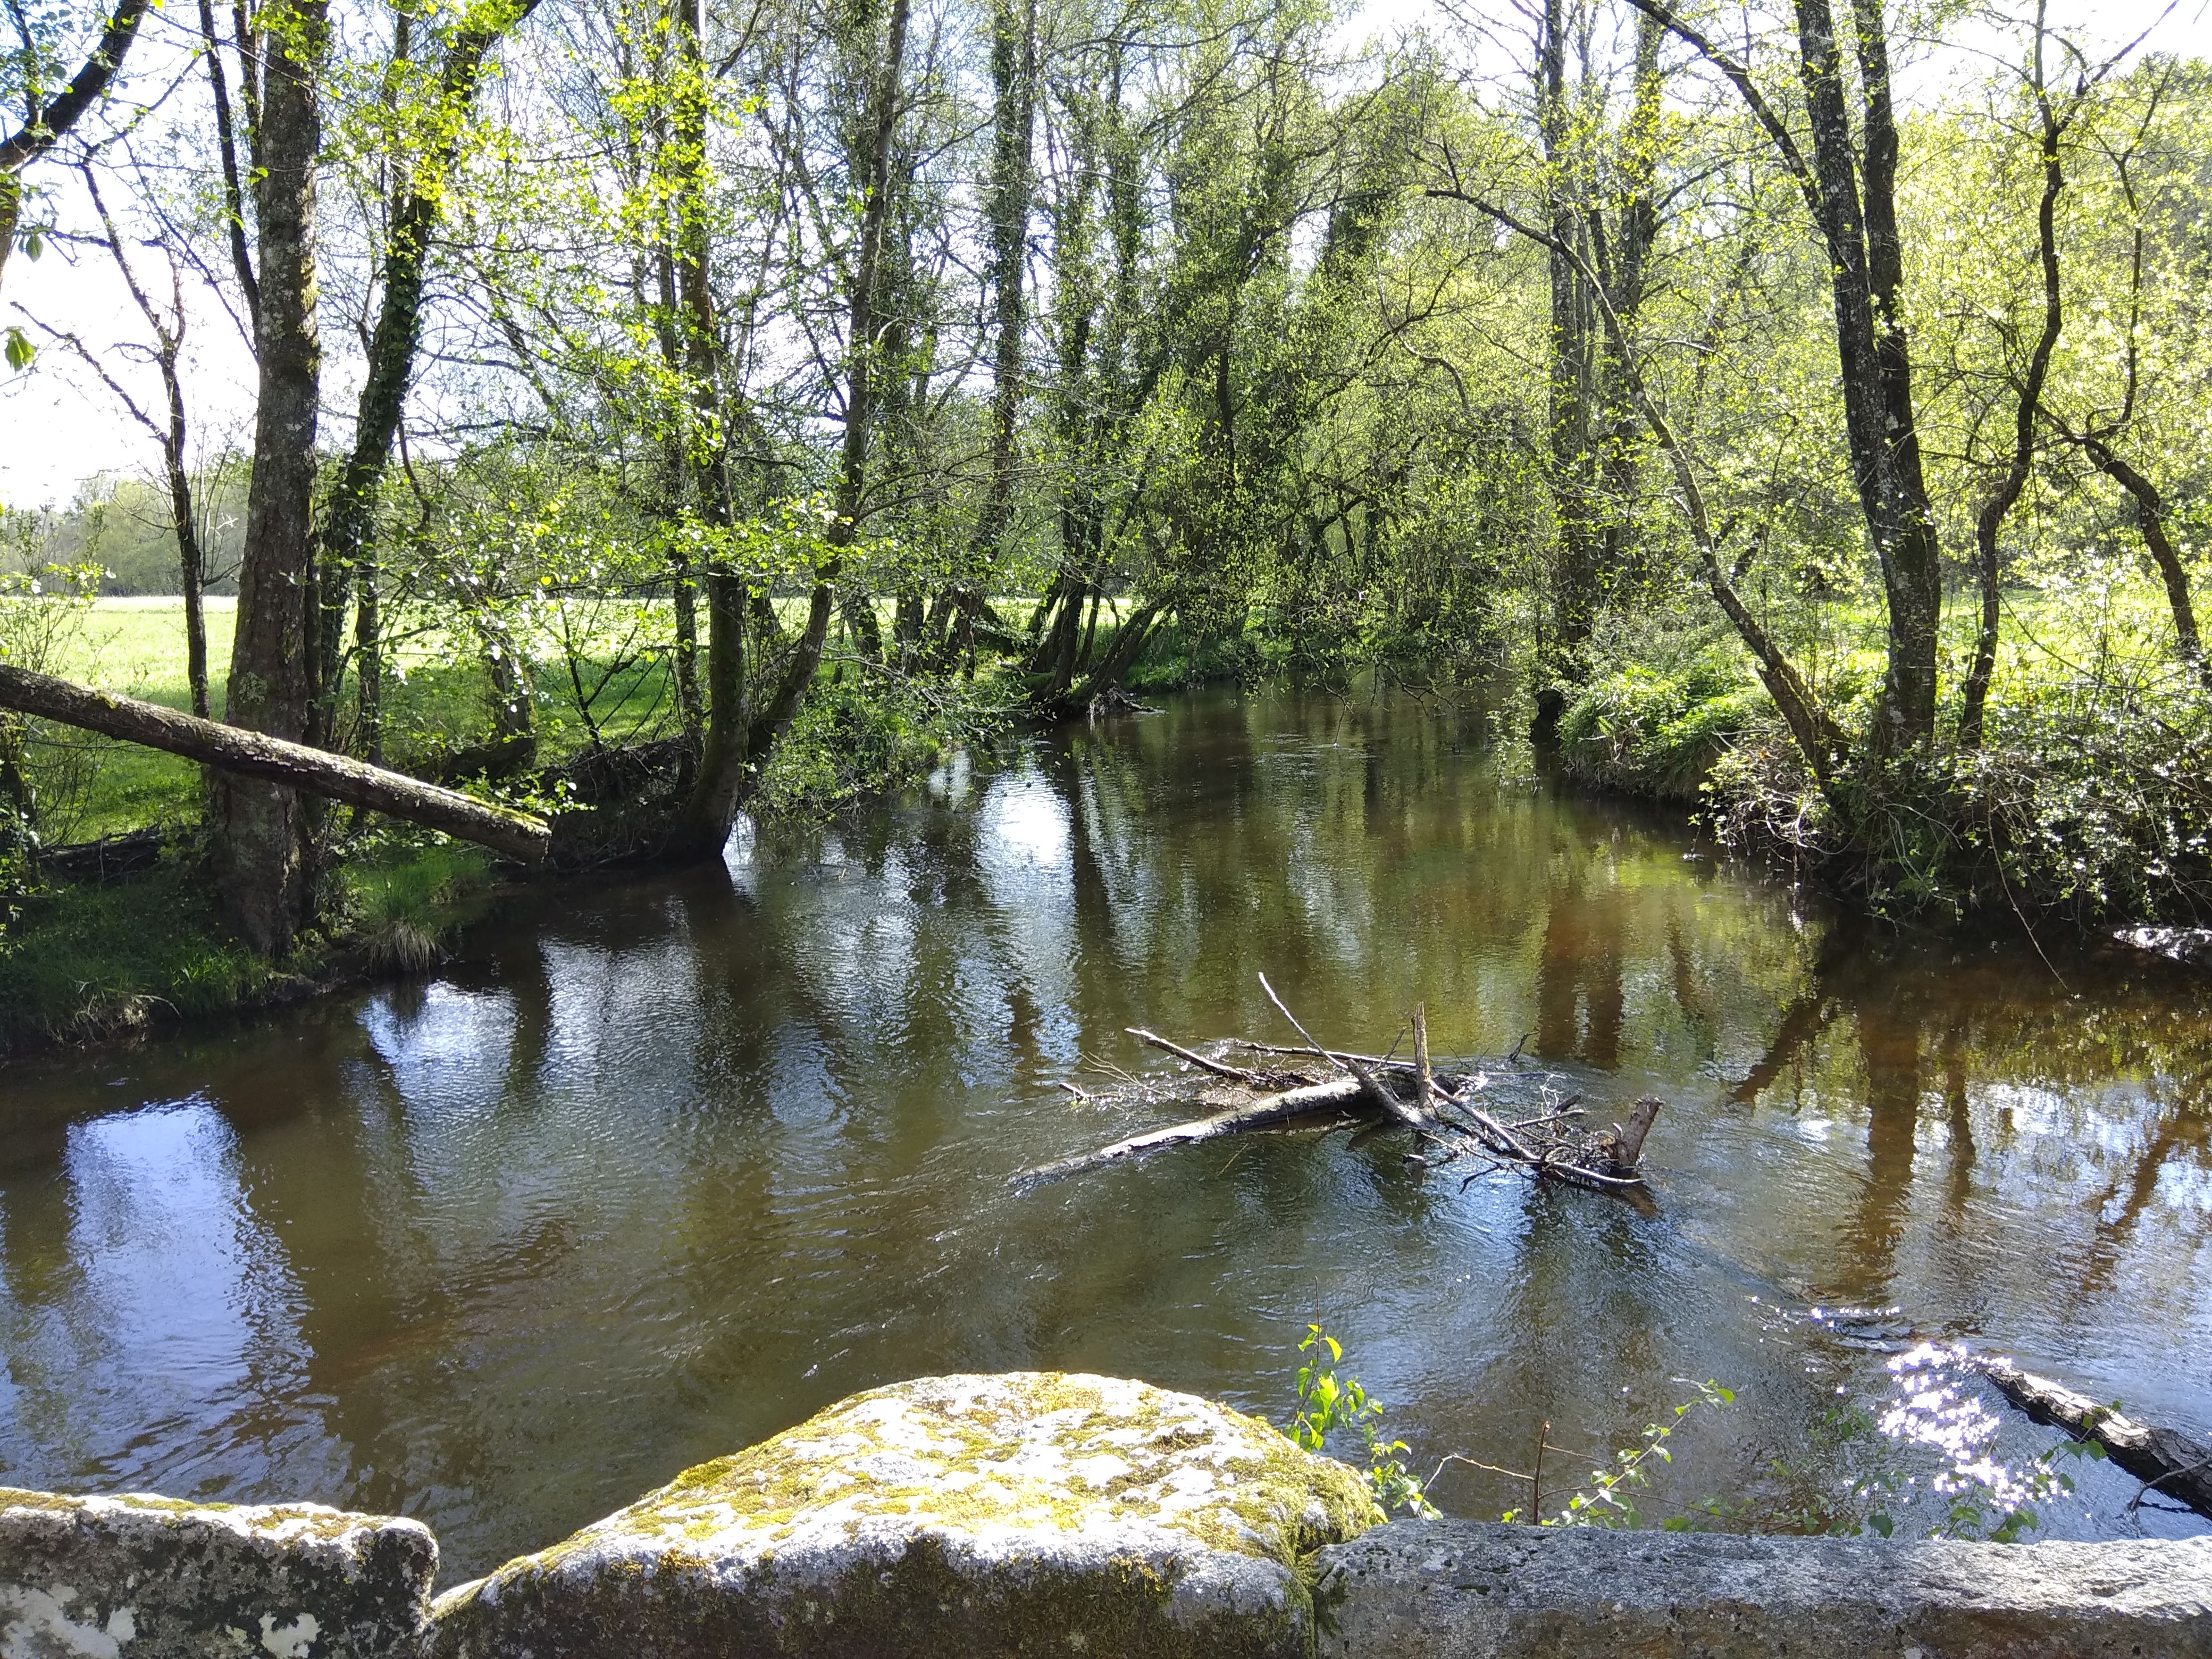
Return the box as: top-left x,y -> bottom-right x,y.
434,1371 -> 1382,1659
1,1487 -> 437,1658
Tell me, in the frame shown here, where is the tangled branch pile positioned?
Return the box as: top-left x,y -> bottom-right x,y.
1019,975 -> 1662,1200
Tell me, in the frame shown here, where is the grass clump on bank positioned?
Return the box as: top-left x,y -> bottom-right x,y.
332,836 -> 501,975
0,858 -> 284,1057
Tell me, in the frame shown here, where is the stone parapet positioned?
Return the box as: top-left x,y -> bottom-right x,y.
10,1384 -> 2212,1658
0,1487 -> 437,1658
1313,1518 -> 2212,1658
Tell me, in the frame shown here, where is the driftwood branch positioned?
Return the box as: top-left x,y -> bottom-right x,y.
0,663 -> 551,864
1024,985 -> 1664,1202
1019,1075 -> 1365,1181
1127,1027 -> 1306,1088
1260,972 -> 1427,1131
1975,1356 -> 2212,1521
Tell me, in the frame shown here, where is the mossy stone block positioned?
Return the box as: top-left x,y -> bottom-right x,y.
432,1371 -> 1382,1658
0,1487 -> 437,1657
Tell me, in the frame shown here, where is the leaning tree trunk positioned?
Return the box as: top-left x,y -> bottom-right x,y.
211,0 -> 328,958
0,664 -> 549,860
2083,441 -> 2207,686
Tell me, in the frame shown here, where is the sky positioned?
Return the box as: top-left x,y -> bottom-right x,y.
0,0 -> 2205,514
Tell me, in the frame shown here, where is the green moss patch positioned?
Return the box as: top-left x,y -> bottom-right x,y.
434,1372 -> 1383,1659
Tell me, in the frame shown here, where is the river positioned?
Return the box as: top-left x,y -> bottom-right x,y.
3,689 -> 2208,1574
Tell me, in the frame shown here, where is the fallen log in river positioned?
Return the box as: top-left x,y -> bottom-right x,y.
1018,976 -> 1661,1200
1974,1355 -> 2212,1521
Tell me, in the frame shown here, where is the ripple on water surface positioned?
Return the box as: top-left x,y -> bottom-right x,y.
4,688 -> 2210,1572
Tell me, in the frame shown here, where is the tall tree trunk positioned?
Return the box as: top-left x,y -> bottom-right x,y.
166,390 -> 212,723
1594,12 -> 1662,591
654,240 -> 706,740
211,0 -> 328,957
680,0 -> 910,849
1623,0 -> 1943,752
198,0 -> 261,333
670,0 -> 750,847
954,0 -> 1037,663
1795,0 -> 1941,751
1536,0 -> 1597,734
355,555 -> 383,764
82,165 -> 212,719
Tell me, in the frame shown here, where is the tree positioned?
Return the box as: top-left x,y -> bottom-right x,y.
209,0 -> 331,955
1,0 -> 152,307
1621,0 -> 1946,753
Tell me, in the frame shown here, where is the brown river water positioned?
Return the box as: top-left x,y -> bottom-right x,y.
3,689 -> 2209,1575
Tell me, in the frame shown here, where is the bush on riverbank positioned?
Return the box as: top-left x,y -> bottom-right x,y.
1555,581 -> 2212,927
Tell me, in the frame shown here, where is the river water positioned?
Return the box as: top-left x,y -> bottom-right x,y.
3,690 -> 2208,1574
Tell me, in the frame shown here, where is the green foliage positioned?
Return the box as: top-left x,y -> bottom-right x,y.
1279,1325 -> 1438,1519
1556,623 -> 1770,803
1497,1381 -> 1735,1530
0,859 -> 282,1057
753,663 -> 1011,824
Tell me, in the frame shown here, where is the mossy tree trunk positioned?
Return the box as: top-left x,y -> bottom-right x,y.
211,0 -> 328,957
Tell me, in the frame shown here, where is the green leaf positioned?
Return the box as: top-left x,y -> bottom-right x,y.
3,328 -> 32,373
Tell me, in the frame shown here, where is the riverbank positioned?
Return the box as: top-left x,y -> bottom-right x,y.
0,837 -> 508,1062
1552,589 -> 2212,928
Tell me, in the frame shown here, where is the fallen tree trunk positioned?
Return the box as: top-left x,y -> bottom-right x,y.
0,663 -> 551,864
1975,1356 -> 2212,1521
1020,1075 -> 1365,1182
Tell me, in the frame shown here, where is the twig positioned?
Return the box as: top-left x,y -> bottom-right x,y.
1426,1452 -> 1530,1490
1127,1026 -> 1284,1085
1413,1003 -> 1433,1115
1259,973 -> 1427,1130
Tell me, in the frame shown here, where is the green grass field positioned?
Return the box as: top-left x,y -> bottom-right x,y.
18,593 -> 1198,843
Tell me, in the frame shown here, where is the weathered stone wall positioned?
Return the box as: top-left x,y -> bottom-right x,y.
8,1377 -> 2212,1658
1314,1518 -> 2212,1658
431,1371 -> 1380,1659
0,1487 -> 436,1658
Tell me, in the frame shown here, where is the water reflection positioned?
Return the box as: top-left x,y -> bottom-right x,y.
3,689 -> 2210,1572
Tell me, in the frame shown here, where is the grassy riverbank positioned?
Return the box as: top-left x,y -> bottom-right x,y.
1554,578 -> 2212,926
1,598 -> 999,1058
0,835 -> 510,1059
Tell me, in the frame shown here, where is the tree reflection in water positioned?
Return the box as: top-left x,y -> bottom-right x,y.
2,688 -> 2209,1566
